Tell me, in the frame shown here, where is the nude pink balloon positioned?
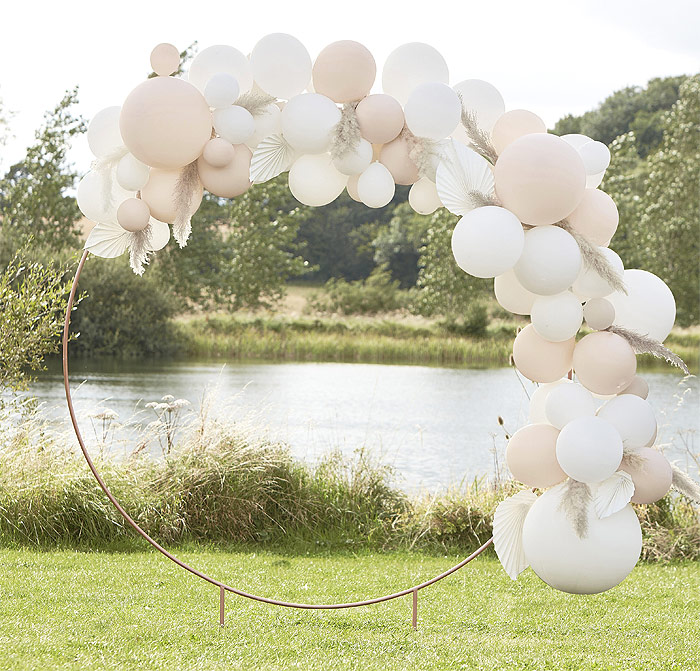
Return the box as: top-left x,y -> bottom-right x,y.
150,43 -> 180,77
117,198 -> 150,232
346,174 -> 362,202
356,94 -> 405,145
141,168 -> 203,224
567,189 -> 619,246
625,448 -> 673,504
573,332 -> 637,395
120,77 -> 212,170
197,144 -> 252,198
506,424 -> 566,488
491,109 -> 546,155
512,324 -> 575,383
202,138 -> 236,169
380,136 -> 419,185
494,133 -> 587,226
312,41 -> 376,103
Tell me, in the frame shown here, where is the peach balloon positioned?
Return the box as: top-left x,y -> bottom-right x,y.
346,174 -> 362,202
506,424 -> 566,488
117,198 -> 151,232
573,332 -> 637,395
120,77 -> 212,171
512,324 -> 575,383
150,43 -> 180,77
494,133 -> 587,226
312,41 -> 376,103
380,137 -> 419,185
202,138 -> 236,169
141,169 -> 203,224
196,144 -> 252,198
491,109 -> 546,155
620,375 -> 649,400
356,94 -> 405,145
625,448 -> 673,504
567,189 -> 619,246
372,144 -> 383,161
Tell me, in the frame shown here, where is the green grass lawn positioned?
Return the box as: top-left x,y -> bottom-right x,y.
1,548 -> 698,670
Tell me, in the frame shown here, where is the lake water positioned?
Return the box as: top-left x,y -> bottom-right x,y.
27,359 -> 699,492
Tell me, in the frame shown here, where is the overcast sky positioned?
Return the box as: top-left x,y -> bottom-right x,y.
1,0 -> 698,173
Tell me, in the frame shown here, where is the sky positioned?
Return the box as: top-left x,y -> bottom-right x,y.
0,0 -> 698,173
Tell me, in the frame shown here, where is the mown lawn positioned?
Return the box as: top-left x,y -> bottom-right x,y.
0,548 -> 698,670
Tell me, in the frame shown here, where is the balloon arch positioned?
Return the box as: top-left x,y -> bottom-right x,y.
67,36 -> 696,627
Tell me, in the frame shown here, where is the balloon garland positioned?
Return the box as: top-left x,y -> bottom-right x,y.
78,36 -> 699,596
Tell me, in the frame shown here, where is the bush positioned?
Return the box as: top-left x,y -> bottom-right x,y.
438,302 -> 490,338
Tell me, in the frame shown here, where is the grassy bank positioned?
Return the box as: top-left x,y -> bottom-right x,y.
1,548 -> 698,670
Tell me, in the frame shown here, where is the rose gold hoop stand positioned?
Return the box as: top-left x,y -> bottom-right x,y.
63,250 -> 493,629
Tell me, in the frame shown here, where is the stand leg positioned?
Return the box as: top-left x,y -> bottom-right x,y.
220,586 -> 225,627
412,589 -> 418,630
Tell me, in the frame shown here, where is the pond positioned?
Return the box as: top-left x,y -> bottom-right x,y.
28,359 -> 699,492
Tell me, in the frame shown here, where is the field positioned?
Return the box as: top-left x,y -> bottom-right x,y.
1,548 -> 698,670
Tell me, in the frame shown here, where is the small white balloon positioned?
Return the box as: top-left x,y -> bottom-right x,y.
250,33 -> 312,100
288,153 -> 347,207
514,226 -> 582,296
381,42 -> 449,105
188,45 -> 253,94
528,379 -> 567,423
213,106 -> 255,145
494,269 -> 537,315
204,73 -> 240,109
148,218 -> 170,251
573,248 -> 624,299
531,292 -> 583,342
561,133 -> 593,150
451,206 -> 524,279
357,162 -> 395,208
586,170 -> 606,189
597,395 -> 657,449
87,106 -> 124,158
408,177 -> 442,214
452,79 -> 505,136
404,82 -> 462,140
583,297 -> 615,330
281,93 -> 341,154
556,416 -> 623,484
579,140 -> 611,175
333,139 -> 373,176
545,381 -> 596,430
116,153 -> 150,191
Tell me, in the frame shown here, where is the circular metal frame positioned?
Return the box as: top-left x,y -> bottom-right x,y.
63,249 -> 493,624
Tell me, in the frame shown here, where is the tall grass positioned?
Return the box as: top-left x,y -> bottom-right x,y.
1,401 -> 698,559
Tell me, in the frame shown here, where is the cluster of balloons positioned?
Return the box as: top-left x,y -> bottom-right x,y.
79,36 -> 688,596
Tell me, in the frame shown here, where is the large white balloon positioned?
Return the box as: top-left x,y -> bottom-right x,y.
404,82 -> 461,140
250,33 -> 312,100
77,170 -> 133,223
514,226 -> 582,296
606,269 -> 676,342
451,206 -> 524,279
452,79 -> 505,136
213,105 -> 255,145
281,93 -> 341,154
333,139 -> 373,176
531,292 -> 583,342
556,416 -> 623,483
87,106 -> 124,158
357,162 -> 395,208
381,42 -> 449,105
494,269 -> 537,315
288,154 -> 347,207
408,177 -> 442,215
188,45 -> 253,94
597,395 -> 657,449
522,483 -> 642,594
572,248 -> 624,299
545,381 -> 596,430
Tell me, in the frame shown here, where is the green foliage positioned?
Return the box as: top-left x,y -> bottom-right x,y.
0,89 -> 85,250
0,249 -> 73,390
70,255 -> 180,357
438,302 -> 490,338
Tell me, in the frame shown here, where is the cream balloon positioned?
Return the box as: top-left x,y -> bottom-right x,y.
404,82 -> 462,140
333,139 -> 373,176
514,226 -> 582,296
250,33 -> 312,99
379,137 -> 419,185
624,448 -> 673,504
204,73 -> 240,109
202,138 -> 236,168
506,424 -> 566,488
512,324 -> 575,383
606,269 -> 676,342
597,395 -> 657,449
148,218 -> 171,251
150,43 -> 180,77
572,247 -> 624,299
451,206 -> 524,279
357,162 -> 395,208
408,178 -> 442,215
494,270 -> 537,315
196,145 -> 252,198
312,40 -> 376,103
120,77 -> 211,170
213,105 -> 255,145
528,380 -> 566,423
567,189 -> 619,246
619,375 -> 649,400
245,104 -> 283,150
356,94 -> 404,145
490,109 -> 546,155
544,381 -> 596,430
573,332 -> 637,395
281,93 -> 341,154
561,133 -> 593,150
579,140 -> 611,175
531,292 -> 583,342
188,45 -> 253,94
77,170 -> 133,223
346,174 -> 362,202
116,153 -> 150,191
583,297 -> 615,330
87,106 -> 124,158
522,483 -> 641,594
494,133 -> 586,226
288,154 -> 347,207
116,198 -> 150,232
452,79 -> 505,135
381,42 -> 449,105
141,168 -> 203,223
